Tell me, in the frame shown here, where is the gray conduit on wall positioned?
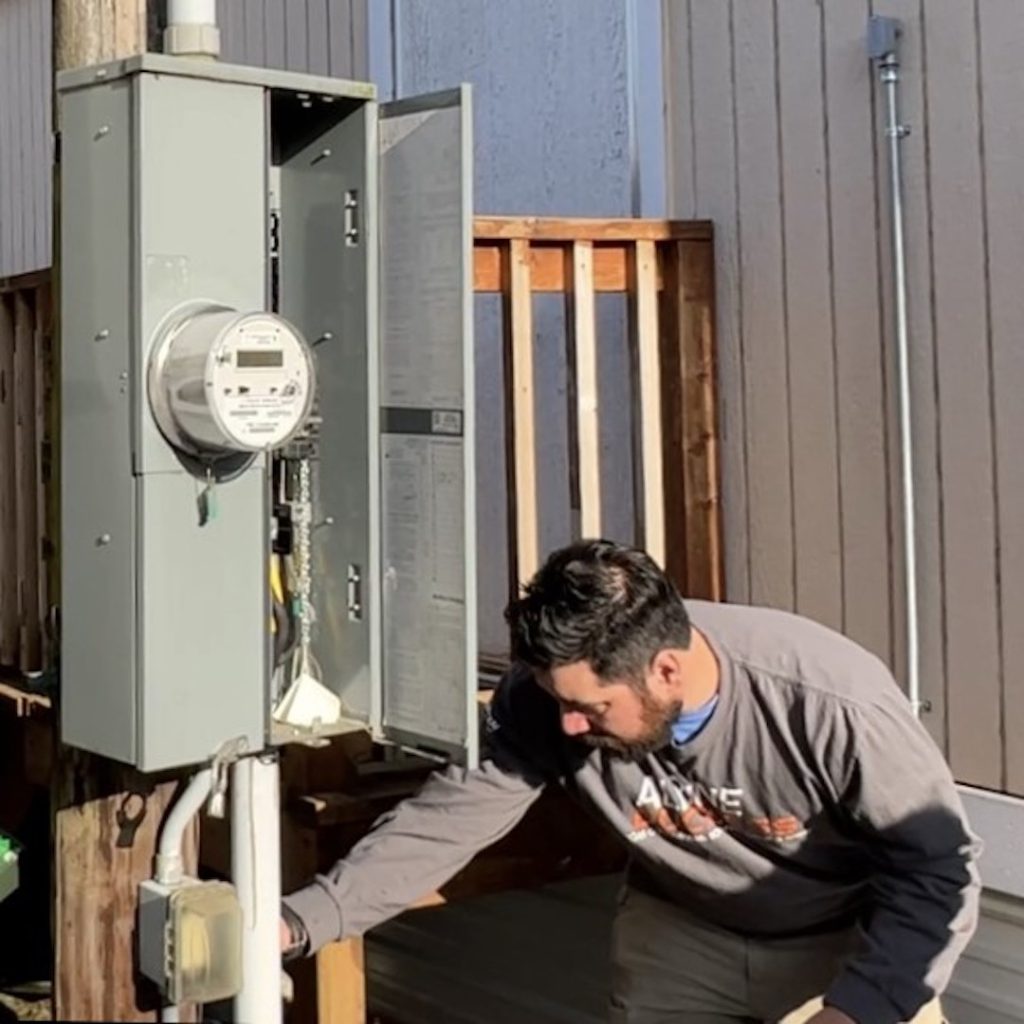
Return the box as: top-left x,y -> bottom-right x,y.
868,17 -> 925,719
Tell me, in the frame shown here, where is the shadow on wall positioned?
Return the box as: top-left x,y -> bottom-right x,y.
363,802 -> 978,1024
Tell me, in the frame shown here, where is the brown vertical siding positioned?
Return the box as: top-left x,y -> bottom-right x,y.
666,0 -> 1021,794
979,0 -> 1024,796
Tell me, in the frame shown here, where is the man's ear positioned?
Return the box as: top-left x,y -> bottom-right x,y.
648,648 -> 681,696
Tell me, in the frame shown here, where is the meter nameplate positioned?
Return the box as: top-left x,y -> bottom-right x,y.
150,307 -> 316,456
209,317 -> 312,450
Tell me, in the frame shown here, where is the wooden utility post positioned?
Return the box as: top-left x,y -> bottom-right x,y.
50,4 -> 200,1021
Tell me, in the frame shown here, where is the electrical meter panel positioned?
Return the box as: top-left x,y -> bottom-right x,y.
57,55 -> 477,772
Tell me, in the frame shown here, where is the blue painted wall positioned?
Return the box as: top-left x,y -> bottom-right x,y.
370,0 -> 666,651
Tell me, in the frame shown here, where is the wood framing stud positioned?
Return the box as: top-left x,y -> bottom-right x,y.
502,238 -> 539,591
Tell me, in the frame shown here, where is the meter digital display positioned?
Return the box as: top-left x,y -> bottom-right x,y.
237,349 -> 284,369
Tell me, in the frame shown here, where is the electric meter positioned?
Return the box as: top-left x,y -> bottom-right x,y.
149,305 -> 315,456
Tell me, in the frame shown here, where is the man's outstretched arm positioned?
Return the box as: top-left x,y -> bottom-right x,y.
282,666 -> 560,955
281,755 -> 545,954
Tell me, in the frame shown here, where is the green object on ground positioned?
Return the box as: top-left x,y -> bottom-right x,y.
0,831 -> 19,904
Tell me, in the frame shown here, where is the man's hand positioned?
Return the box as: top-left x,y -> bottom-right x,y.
804,1009 -> 857,1024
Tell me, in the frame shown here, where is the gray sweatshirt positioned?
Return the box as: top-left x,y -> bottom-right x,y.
283,601 -> 981,1024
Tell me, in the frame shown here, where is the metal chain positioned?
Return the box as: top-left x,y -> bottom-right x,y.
293,458 -> 314,670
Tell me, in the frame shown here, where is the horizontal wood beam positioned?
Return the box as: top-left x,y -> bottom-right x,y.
476,241 -> 667,294
474,216 -> 714,242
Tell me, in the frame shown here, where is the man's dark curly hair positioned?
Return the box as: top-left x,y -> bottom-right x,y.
505,539 -> 691,683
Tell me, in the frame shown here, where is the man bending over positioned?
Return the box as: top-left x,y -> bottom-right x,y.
282,539 -> 979,1023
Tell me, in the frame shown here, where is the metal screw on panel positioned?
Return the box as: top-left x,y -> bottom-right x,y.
95,329 -> 110,342
95,125 -> 110,140
96,533 -> 112,546
119,371 -> 128,380
314,331 -> 333,347
95,68 -> 107,79
311,148 -> 332,166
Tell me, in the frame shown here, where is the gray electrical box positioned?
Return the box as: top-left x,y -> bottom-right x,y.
58,55 -> 477,772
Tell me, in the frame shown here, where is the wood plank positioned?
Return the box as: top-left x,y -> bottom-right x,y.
54,754 -> 200,1022
677,239 -> 722,601
13,292 -> 39,671
978,0 -> 1024,794
10,0 -> 26,270
0,6 -> 11,274
663,0 -> 696,219
243,0 -> 265,67
0,679 -> 52,716
34,283 -> 51,669
685,0 -> 748,603
55,0 -> 106,70
628,240 -> 665,564
317,938 -> 366,1024
476,242 -> 655,294
19,0 -> 39,274
924,0 -> 1001,788
285,0 -> 308,70
777,0 -> 842,630
264,0 -> 287,70
328,0 -> 354,79
564,241 -> 601,538
349,0 -> 367,82
217,0 -> 246,63
732,0 -> 794,610
113,0 -> 146,58
474,217 -> 713,242
658,241 -> 688,593
0,296 -> 17,666
307,0 -> 330,75
821,0 -> 893,673
502,239 -> 538,589
29,0 -> 48,269
99,0 -> 116,59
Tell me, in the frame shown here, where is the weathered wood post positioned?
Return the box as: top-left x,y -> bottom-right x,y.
51,5 -> 200,1020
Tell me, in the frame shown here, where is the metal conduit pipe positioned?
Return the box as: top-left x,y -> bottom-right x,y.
155,768 -> 215,1022
868,17 -> 924,718
232,754 -> 283,1024
165,0 -> 220,58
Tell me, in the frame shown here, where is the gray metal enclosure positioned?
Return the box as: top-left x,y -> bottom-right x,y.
57,55 -> 477,772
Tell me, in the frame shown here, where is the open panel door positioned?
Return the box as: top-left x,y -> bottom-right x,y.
377,86 -> 478,766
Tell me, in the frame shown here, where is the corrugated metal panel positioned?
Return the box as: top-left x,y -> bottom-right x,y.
947,893 -> 1024,1023
0,0 -> 52,278
216,0 -> 367,79
665,0 -> 1024,796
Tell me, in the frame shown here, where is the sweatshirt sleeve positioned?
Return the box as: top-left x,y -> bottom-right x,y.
823,699 -> 982,1024
282,669 -> 553,954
